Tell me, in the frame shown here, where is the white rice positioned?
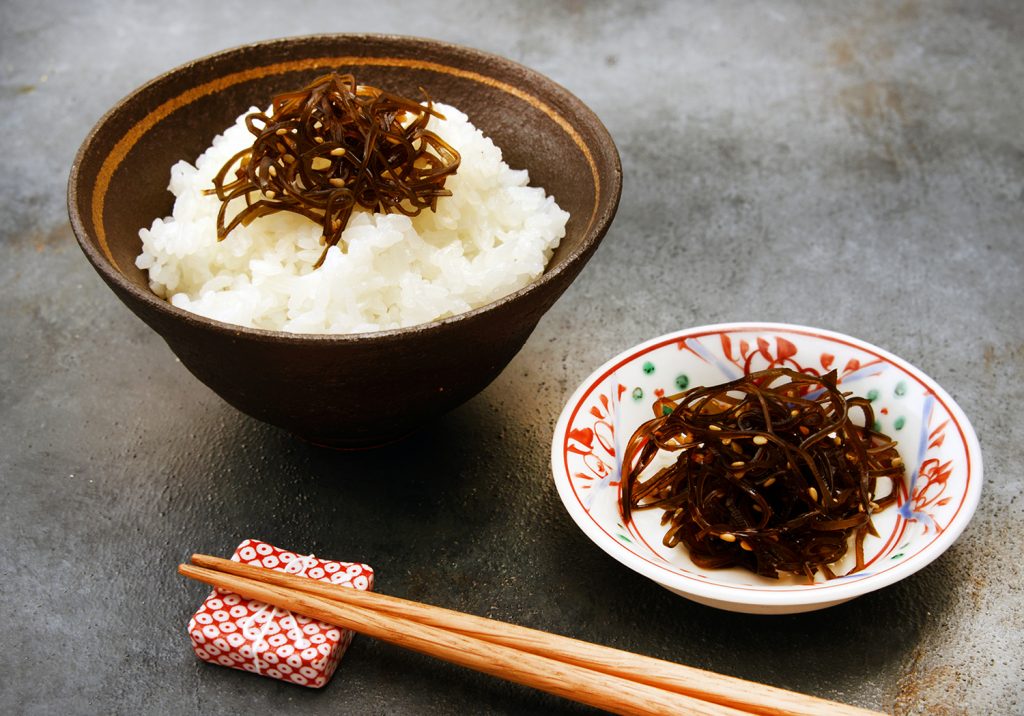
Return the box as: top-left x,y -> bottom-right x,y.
136,103 -> 568,334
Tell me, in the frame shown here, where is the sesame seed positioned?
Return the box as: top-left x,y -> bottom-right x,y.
313,120 -> 323,129
330,147 -> 347,156
891,456 -> 903,468
752,435 -> 767,446
329,178 -> 346,187
721,438 -> 732,446
314,137 -> 324,143
730,461 -> 744,468
268,165 -> 277,177
264,190 -> 276,199
275,128 -> 288,135
310,157 -> 332,171
791,409 -> 800,417
762,477 -> 776,487
708,425 -> 721,431
720,533 -> 736,542
807,487 -> 819,501
740,540 -> 753,551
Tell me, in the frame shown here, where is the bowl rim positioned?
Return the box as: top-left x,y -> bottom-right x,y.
551,321 -> 984,609
67,33 -> 622,346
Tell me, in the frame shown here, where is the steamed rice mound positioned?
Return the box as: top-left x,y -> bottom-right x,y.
136,104 -> 569,334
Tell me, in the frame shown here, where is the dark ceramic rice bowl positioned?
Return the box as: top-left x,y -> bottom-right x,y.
68,34 -> 621,448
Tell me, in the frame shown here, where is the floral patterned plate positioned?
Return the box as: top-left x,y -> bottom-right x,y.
551,323 -> 982,614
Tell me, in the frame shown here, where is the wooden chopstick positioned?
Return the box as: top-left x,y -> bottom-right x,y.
180,561 -> 884,716
180,562 -> 745,716
189,554 -> 883,716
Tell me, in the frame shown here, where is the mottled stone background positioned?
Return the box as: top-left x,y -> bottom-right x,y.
1,1 -> 1021,714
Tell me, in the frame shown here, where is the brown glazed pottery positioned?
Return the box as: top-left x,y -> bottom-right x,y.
68,34 -> 622,448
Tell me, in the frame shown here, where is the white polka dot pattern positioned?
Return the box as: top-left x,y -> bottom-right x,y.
186,539 -> 374,689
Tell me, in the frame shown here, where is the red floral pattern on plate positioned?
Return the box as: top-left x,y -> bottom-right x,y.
566,388 -> 621,498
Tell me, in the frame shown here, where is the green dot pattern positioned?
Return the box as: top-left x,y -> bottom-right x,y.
894,381 -> 908,397
866,389 -> 879,402
894,416 -> 905,430
642,361 -> 655,375
632,387 -> 643,401
675,374 -> 689,390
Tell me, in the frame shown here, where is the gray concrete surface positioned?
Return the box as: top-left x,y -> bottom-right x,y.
2,1 -> 1022,714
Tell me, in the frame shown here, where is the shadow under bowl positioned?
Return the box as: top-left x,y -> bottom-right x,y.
68,34 -> 622,448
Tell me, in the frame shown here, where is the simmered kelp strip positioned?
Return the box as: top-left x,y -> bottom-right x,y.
208,73 -> 460,267
620,368 -> 904,580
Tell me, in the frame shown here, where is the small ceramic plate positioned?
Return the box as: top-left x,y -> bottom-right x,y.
551,323 -> 982,614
